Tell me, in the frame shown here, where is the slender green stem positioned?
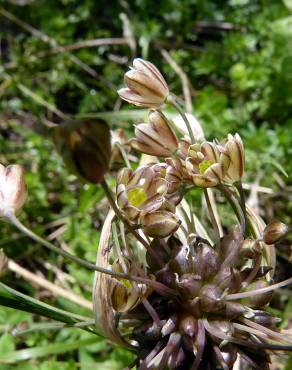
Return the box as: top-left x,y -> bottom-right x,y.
235,181 -> 247,232
218,184 -> 246,234
204,188 -> 221,240
6,212 -> 174,296
115,141 -> 131,169
225,276 -> 292,301
101,179 -> 164,268
166,94 -> 196,144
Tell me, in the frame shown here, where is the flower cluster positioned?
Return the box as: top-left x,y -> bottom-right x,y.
1,57 -> 290,370
91,58 -> 291,370
115,66 -> 245,237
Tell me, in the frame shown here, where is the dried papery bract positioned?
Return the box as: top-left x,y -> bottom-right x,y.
93,210 -> 132,348
0,163 -> 26,217
118,58 -> 169,108
53,119 -> 111,184
131,110 -> 178,157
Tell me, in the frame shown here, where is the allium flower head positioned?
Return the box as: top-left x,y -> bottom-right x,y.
118,58 -> 169,108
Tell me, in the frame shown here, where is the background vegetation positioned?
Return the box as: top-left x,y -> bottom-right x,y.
0,0 -> 291,368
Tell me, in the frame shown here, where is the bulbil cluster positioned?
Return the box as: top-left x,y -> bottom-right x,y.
130,228 -> 278,369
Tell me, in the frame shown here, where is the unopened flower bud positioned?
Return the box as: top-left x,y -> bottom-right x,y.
140,210 -> 180,238
118,58 -> 169,108
179,314 -> 198,337
263,221 -> 288,245
156,269 -> 176,288
169,244 -> 194,275
53,119 -> 111,184
182,297 -> 201,318
243,280 -> 273,308
225,302 -> 246,319
200,284 -> 225,312
131,110 -> 178,157
0,164 -> 26,217
195,243 -> 220,280
252,310 -> 281,327
224,133 -> 244,182
178,273 -> 202,298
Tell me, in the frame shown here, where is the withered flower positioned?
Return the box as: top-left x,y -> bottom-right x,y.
263,220 -> 288,245
141,210 -> 181,238
118,58 -> 169,108
131,110 -> 178,157
224,133 -> 244,183
0,163 -> 26,217
185,141 -> 230,187
116,165 -> 180,237
53,119 -> 111,184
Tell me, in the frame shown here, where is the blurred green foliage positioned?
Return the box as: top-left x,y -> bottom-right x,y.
0,0 -> 292,368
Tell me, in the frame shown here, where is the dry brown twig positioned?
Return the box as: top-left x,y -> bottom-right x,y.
7,259 -> 93,310
161,49 -> 193,113
0,7 -> 116,89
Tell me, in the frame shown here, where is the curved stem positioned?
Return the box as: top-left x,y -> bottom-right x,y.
235,181 -> 247,231
225,276 -> 292,301
6,212 -> 175,296
218,184 -> 246,234
204,188 -> 222,240
166,94 -> 196,144
115,141 -> 131,169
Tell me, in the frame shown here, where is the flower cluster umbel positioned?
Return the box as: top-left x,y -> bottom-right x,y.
0,58 -> 290,370
116,61 -> 244,238
92,58 -> 291,370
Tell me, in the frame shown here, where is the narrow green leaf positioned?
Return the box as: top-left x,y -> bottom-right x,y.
0,282 -> 89,324
0,337 -> 97,363
263,159 -> 289,178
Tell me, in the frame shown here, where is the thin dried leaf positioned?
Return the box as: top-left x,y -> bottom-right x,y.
92,210 -> 131,348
